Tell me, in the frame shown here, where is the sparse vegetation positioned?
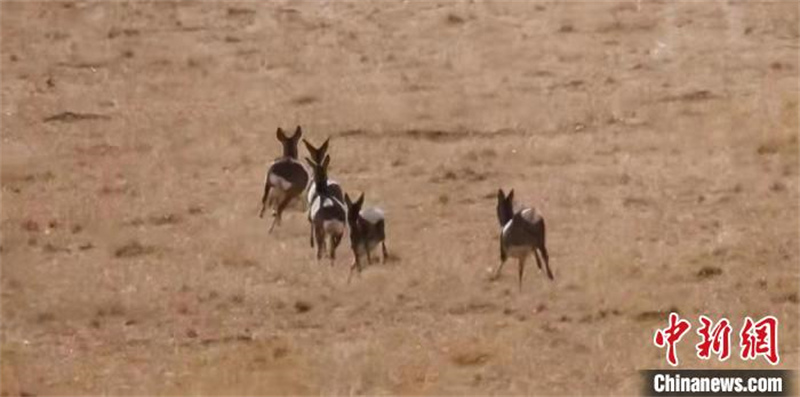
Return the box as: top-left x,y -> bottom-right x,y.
113,241 -> 155,258
1,1 -> 797,396
696,266 -> 723,280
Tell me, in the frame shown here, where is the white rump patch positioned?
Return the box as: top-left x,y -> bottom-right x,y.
359,207 -> 385,224
269,174 -> 293,191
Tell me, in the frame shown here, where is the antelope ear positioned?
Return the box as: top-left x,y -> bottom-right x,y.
305,157 -> 316,168
293,126 -> 303,139
322,155 -> 331,170
356,193 -> 365,207
303,139 -> 317,157
320,137 -> 330,154
497,189 -> 505,201
276,127 -> 287,141
507,189 -> 515,203
344,193 -> 353,207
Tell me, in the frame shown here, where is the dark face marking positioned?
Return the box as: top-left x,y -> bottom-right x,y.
303,137 -> 330,165
345,192 -> 367,251
303,139 -> 321,163
345,192 -> 364,228
497,188 -> 514,227
276,126 -> 303,159
306,155 -> 332,195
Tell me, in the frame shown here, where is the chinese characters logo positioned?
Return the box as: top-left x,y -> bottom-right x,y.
654,313 -> 779,366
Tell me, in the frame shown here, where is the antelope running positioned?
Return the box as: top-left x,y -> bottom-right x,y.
259,126 -> 310,233
303,137 -> 344,206
307,155 -> 347,264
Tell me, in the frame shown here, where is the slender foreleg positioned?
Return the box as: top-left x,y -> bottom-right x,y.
259,179 -> 271,218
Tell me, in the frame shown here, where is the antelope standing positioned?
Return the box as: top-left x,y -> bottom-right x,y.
495,189 -> 552,289
259,126 -> 309,233
344,193 -> 388,282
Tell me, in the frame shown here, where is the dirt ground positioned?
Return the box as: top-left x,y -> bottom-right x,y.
1,1 -> 798,395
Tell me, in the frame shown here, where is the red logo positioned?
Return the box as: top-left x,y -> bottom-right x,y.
740,316 -> 779,365
654,313 -> 692,366
696,315 -> 732,361
654,313 -> 780,366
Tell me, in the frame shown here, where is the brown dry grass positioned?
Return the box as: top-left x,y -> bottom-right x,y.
1,1 -> 798,395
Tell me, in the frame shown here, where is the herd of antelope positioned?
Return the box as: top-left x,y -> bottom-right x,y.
259,126 -> 553,288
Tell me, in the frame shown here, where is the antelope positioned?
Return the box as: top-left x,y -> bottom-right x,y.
495,188 -> 552,289
259,126 -> 309,233
344,193 -> 388,282
303,137 -> 344,205
303,138 -> 344,247
306,155 -> 347,264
